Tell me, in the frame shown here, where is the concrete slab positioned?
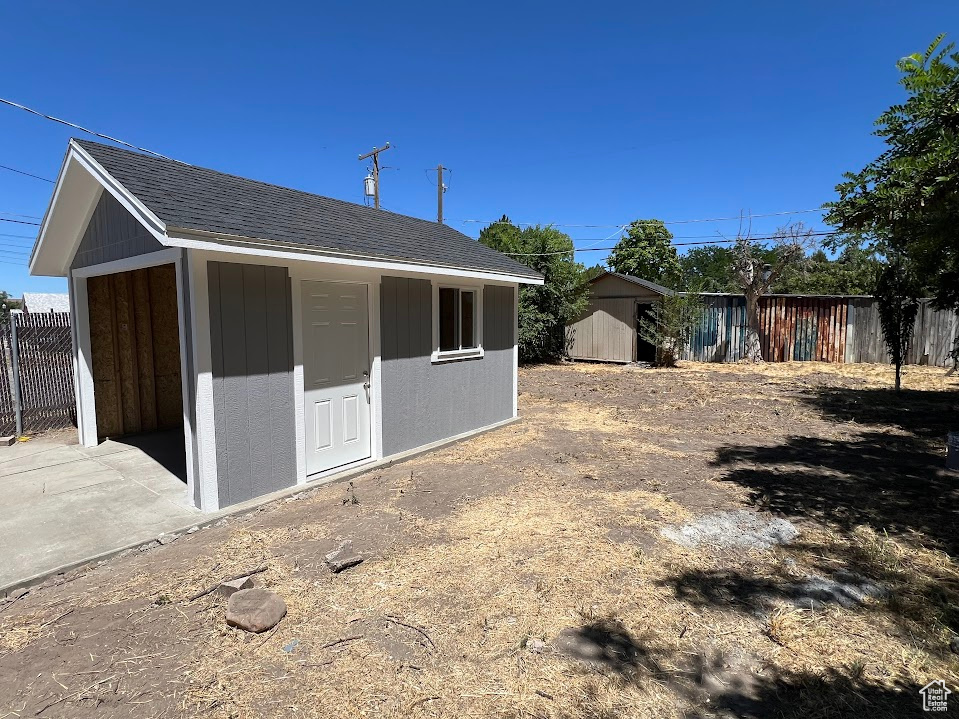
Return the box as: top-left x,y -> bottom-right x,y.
0,430 -> 200,589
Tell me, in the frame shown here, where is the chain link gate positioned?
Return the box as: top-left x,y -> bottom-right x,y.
0,311 -> 76,436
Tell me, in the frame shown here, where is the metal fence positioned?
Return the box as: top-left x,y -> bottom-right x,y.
0,311 -> 75,436
681,294 -> 959,367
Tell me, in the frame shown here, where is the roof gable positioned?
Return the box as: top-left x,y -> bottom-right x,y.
68,140 -> 541,281
590,271 -> 674,296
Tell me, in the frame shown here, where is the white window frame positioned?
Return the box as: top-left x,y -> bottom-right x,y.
431,282 -> 484,363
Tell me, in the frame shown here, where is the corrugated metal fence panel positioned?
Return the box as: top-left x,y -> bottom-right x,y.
684,295 -> 957,366
568,298 -> 635,362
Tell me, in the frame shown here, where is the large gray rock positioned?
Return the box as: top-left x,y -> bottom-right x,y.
226,589 -> 287,633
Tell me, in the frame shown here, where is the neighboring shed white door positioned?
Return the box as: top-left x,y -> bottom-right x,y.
302,280 -> 372,475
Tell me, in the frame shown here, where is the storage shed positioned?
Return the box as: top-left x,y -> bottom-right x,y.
567,271 -> 672,363
30,139 -> 542,511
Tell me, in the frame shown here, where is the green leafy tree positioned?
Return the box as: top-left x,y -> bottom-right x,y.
639,291 -> 703,367
679,246 -> 738,292
607,219 -> 681,288
775,247 -> 881,295
583,264 -> 606,282
825,34 -> 959,360
875,254 -> 921,391
680,244 -> 880,295
0,291 -> 21,321
479,216 -> 589,363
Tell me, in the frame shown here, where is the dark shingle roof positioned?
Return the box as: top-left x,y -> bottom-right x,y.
74,139 -> 541,280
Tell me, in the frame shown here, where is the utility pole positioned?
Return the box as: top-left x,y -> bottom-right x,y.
436,164 -> 445,223
358,142 -> 391,209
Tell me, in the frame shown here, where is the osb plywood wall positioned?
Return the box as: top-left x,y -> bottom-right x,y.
88,264 -> 182,438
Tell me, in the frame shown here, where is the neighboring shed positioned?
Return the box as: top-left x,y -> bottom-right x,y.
22,292 -> 70,314
568,271 -> 672,363
29,139 -> 543,512
570,274 -> 958,367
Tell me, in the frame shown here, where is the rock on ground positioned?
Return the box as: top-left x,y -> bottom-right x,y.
661,510 -> 799,551
226,588 -> 287,633
324,540 -> 364,573
218,575 -> 254,598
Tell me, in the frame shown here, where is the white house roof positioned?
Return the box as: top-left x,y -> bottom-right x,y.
22,292 -> 70,313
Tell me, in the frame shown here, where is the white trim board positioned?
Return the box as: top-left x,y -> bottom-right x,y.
70,248 -> 182,278
166,231 -> 543,285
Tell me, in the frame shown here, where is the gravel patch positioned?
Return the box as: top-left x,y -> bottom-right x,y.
661,510 -> 799,551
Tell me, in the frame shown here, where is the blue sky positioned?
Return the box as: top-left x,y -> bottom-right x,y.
2,1 -> 957,295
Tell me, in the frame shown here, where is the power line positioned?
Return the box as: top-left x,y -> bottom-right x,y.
0,97 -> 180,162
0,218 -> 39,226
457,208 -> 825,229
501,231 -> 839,256
0,233 -> 36,240
0,163 -> 54,183
0,211 -> 41,220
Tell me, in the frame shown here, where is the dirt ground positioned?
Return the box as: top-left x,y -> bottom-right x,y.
2,361 -> 958,718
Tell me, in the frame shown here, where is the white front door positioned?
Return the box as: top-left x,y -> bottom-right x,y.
302,280 -> 372,475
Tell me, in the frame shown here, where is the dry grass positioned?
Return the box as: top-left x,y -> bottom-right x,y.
675,360 -> 959,391
3,361 -> 957,718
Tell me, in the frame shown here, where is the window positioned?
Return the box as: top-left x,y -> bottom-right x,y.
434,285 -> 482,361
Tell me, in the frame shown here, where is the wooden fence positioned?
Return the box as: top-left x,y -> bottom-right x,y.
0,312 -> 76,435
681,294 -> 958,366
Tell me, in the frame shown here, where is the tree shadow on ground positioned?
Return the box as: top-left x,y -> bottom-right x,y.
682,665 -> 926,719
662,566 -> 889,613
553,618 -> 664,677
713,429 -> 958,555
551,640 -> 928,719
809,385 -> 959,439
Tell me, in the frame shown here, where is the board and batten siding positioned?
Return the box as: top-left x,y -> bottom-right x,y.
207,261 -> 296,507
379,276 -> 515,456
71,191 -> 164,269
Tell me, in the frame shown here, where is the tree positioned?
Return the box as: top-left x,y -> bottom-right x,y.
607,219 -> 681,288
775,246 -> 881,295
679,246 -> 738,292
825,34 -> 959,361
479,216 -> 589,363
0,291 -> 21,321
875,254 -> 921,391
731,221 -> 815,362
583,264 -> 606,282
638,291 -> 703,367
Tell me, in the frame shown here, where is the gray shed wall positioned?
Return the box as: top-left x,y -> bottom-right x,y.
208,261 -> 296,507
379,277 -> 515,456
71,191 -> 164,269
